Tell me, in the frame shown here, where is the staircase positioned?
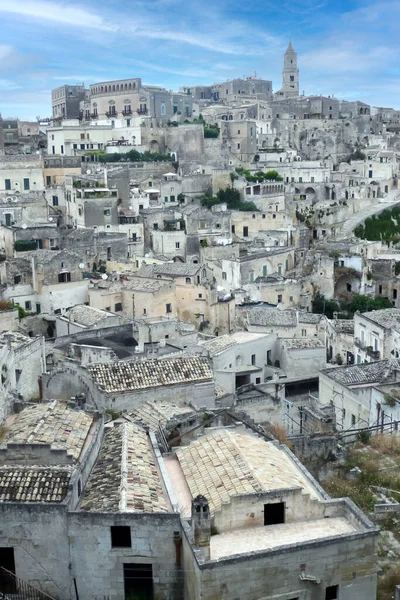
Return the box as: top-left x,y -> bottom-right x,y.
0,568 -> 56,600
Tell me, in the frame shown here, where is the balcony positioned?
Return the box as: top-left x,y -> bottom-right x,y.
137,108 -> 148,115
106,111 -> 118,118
366,347 -> 380,360
122,108 -> 132,116
354,337 -> 366,350
90,113 -> 98,119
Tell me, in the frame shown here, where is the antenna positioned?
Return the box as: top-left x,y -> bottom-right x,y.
79,263 -> 84,269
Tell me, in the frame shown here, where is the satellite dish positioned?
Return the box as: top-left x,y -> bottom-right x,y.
6,197 -> 12,202
101,273 -> 108,280
79,263 -> 84,269
96,168 -> 101,173
49,217 -> 53,222
22,224 -> 27,230
129,205 -> 133,210
86,169 -> 92,175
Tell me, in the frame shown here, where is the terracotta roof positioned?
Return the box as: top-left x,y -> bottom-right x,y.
321,359 -> 400,387
80,423 -> 169,513
87,356 -> 212,393
176,430 -> 321,514
67,305 -> 115,327
129,401 -> 195,430
0,467 -> 71,503
2,401 -> 94,461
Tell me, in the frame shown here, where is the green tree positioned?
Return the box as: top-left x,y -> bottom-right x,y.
312,292 -> 340,319
348,295 -> 392,313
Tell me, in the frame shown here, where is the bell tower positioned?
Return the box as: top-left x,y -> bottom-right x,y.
282,42 -> 299,98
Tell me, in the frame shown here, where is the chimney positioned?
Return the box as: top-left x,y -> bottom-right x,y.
191,495 -> 211,561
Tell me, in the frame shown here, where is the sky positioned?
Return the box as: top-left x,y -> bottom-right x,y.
0,0 -> 399,120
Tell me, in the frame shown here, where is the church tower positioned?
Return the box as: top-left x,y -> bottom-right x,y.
282,42 -> 299,98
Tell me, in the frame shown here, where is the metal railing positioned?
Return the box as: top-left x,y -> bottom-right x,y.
0,567 -> 56,600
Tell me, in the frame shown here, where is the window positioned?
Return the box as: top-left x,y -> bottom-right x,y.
290,75 -> 294,81
256,377 -> 261,384
52,146 -> 55,154
164,196 -> 168,202
231,224 -> 235,234
36,303 -> 41,314
5,179 -> 11,191
4,214 -> 11,226
249,271 -> 254,283
143,308 -> 147,315
161,103 -> 166,115
263,265 -> 267,277
325,585 -> 339,600
237,129 -> 240,134
185,277 -> 191,284
237,143 -> 241,149
25,301 -> 31,311
153,223 -> 158,231
302,329 -> 306,336
251,354 -> 256,366
243,226 -> 248,237
170,195 -> 175,202
394,289 -> 398,300
264,502 -> 284,525
110,526 -> 131,548
80,133 -> 85,140
114,303 -> 122,312
104,209 -> 111,216
60,145 -> 64,154
175,242 -> 180,250
198,293 -> 203,299
52,196 -> 59,206
46,176 -> 51,185
14,275 -> 21,284
148,181 -> 152,187
166,303 -> 172,314
351,414 -> 356,426
277,294 -> 282,303
58,272 -> 71,283
23,178 -> 30,190
222,271 -> 227,280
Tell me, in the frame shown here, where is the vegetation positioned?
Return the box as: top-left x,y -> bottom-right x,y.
347,150 -> 366,162
85,150 -> 172,163
235,167 -> 283,182
323,435 -> 400,600
347,294 -> 392,313
311,292 -> 341,319
200,187 -> 258,212
204,124 -> 220,138
14,240 -> 38,252
354,206 -> 400,242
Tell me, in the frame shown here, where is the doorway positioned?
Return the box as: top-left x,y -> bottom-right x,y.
264,502 -> 285,526
124,563 -> 153,600
0,548 -> 16,593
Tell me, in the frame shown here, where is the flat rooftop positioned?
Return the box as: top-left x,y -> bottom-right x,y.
210,518 -> 356,560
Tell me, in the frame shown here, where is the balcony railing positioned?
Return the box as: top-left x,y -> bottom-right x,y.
354,337 -> 366,350
106,111 -> 118,118
122,108 -> 132,116
366,347 -> 380,360
90,113 -> 98,119
137,108 -> 148,115
0,567 -> 56,600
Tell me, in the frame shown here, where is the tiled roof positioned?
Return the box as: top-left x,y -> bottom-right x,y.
176,430 -> 320,514
87,356 -> 212,393
330,319 -> 354,334
137,262 -> 201,278
125,278 -> 169,292
31,249 -> 81,264
80,423 -> 169,513
128,401 -> 194,430
0,331 -> 33,350
361,309 -> 400,332
0,467 -> 71,503
298,313 -> 323,324
321,359 -> 400,387
67,305 -> 114,327
248,308 -> 297,327
201,331 -> 267,356
2,401 -> 94,461
284,338 -> 324,349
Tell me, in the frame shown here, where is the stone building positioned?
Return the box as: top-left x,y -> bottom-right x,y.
52,84 -> 86,120
274,41 -> 299,99
354,308 -> 400,363
43,355 -> 215,411
0,401 -> 379,600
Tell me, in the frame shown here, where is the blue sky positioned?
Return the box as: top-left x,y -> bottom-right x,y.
0,0 -> 399,120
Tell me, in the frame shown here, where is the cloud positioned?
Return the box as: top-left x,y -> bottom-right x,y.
0,0 -> 117,30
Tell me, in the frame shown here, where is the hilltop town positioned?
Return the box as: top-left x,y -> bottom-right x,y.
0,43 -> 400,600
